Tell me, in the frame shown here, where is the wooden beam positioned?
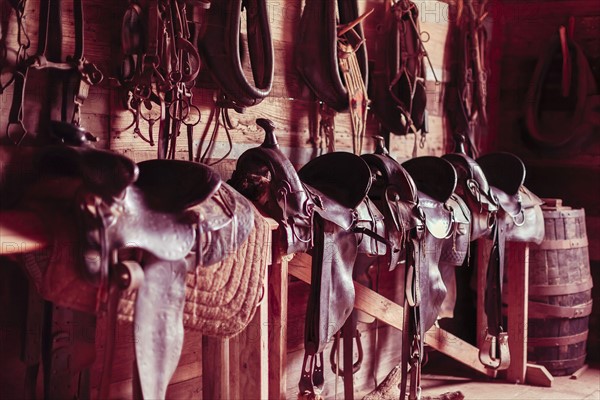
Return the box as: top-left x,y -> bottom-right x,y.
229,268 -> 269,399
525,364 -> 553,387
201,336 -> 230,400
0,211 -> 48,254
506,242 -> 529,384
288,257 -> 496,377
268,249 -> 290,400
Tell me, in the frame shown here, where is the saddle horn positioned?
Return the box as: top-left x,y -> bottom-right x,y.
257,118 -> 278,148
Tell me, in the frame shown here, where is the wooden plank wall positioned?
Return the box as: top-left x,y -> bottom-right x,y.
0,0 -> 454,398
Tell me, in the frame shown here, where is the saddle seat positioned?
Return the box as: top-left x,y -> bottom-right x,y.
402,156 -> 457,203
477,152 -> 544,244
402,157 -> 457,239
298,152 -> 373,229
442,152 -> 497,210
109,159 -> 224,264
136,159 -> 222,212
475,152 -> 526,217
36,145 -> 139,201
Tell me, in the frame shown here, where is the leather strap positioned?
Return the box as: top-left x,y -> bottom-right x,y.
480,221 -> 511,370
528,331 -> 588,347
534,237 -> 588,250
529,279 -> 593,297
528,300 -> 593,319
339,39 -> 369,155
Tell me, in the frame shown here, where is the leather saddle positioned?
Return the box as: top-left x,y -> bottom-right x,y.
297,151 -> 375,353
370,0 -> 428,138
229,118 -> 314,255
295,0 -> 368,112
400,156 -> 457,330
197,0 -> 274,110
6,144 -> 254,399
476,152 -> 544,244
361,136 -> 420,270
231,119 -> 388,397
442,149 -> 498,241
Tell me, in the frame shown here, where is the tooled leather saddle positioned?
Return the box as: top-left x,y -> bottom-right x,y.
1,144 -> 254,399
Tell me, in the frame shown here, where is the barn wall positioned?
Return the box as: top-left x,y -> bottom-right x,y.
1,0 -> 453,398
487,0 -> 600,363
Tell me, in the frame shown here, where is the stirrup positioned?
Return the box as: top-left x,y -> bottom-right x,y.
329,329 -> 364,376
478,330 -> 510,370
298,351 -> 325,397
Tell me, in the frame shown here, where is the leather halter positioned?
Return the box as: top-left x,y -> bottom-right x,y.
197,0 -> 274,110
5,0 -> 103,145
448,0 -> 489,157
371,0 -> 434,146
296,0 -> 370,154
119,0 -> 202,159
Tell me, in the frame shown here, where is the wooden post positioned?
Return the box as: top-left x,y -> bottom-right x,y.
506,242 -> 529,383
229,268 -> 269,399
201,337 -> 230,400
202,218 -> 276,400
268,247 -> 290,399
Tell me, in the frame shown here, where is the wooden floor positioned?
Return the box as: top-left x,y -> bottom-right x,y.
352,356 -> 600,400
420,367 -> 599,400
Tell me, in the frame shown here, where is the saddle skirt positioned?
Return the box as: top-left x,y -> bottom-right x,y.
442,151 -> 498,241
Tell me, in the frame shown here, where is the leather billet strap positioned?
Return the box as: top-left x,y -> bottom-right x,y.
298,351 -> 325,397
400,238 -> 424,400
479,222 -> 510,370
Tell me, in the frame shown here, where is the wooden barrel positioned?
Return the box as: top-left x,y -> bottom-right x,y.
527,200 -> 593,376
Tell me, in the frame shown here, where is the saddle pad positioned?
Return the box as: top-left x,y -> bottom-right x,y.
19,202 -> 268,338
119,209 -> 270,337
418,192 -> 453,240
